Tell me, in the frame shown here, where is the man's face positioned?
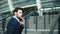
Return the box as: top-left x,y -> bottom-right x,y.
16,10 -> 23,18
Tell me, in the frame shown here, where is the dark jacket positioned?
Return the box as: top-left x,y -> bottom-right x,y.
7,17 -> 24,34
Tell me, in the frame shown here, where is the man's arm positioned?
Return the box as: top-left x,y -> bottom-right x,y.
19,18 -> 25,33
19,25 -> 24,33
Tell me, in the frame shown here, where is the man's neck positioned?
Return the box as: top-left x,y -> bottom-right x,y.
13,16 -> 20,22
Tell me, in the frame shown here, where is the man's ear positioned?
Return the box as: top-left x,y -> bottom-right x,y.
14,12 -> 17,15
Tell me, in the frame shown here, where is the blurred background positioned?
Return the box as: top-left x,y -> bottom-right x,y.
0,0 -> 59,34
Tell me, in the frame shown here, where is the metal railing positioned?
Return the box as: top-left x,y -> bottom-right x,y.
0,10 -> 58,34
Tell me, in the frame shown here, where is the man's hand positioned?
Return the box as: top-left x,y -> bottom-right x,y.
20,18 -> 25,25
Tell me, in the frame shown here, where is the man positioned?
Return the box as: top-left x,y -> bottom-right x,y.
7,7 -> 25,34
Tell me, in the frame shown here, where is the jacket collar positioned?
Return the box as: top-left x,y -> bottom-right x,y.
13,16 -> 20,22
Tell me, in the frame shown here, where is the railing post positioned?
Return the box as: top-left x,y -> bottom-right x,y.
25,17 -> 29,34
34,16 -> 38,30
44,15 -> 46,29
48,12 -> 50,24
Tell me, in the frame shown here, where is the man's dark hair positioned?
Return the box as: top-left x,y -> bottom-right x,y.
13,7 -> 24,15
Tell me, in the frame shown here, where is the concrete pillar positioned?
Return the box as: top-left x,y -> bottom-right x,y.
36,0 -> 42,16
7,0 -> 14,12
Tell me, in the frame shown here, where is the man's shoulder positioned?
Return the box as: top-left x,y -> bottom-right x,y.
9,17 -> 18,24
9,17 -> 15,21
